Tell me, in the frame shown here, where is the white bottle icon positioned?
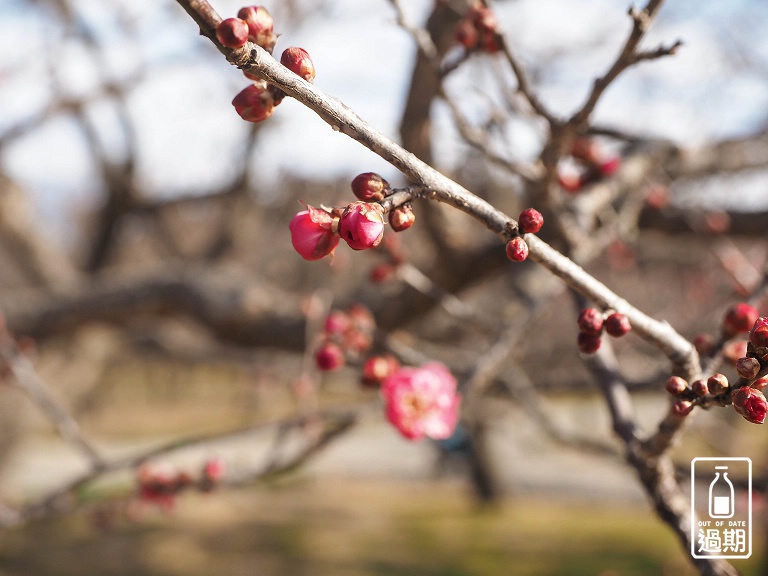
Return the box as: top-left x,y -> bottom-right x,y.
709,466 -> 734,518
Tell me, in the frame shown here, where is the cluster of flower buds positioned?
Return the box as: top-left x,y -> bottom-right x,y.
505,208 -> 544,263
666,370 -> 767,425
576,307 -> 631,354
289,201 -> 385,261
455,3 -> 501,53
220,6 -> 317,124
289,171 -> 418,261
314,304 -> 376,371
693,303 -> 758,364
381,361 -> 461,441
350,171 -> 415,234
557,138 -> 622,194
135,458 -> 226,511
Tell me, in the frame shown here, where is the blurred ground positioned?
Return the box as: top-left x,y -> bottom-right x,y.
0,376 -> 764,575
0,477 -> 739,576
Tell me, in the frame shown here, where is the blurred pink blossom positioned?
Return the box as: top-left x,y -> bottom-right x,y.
381,362 -> 461,440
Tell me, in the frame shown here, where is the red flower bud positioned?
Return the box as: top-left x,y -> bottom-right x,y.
665,376 -> 688,396
724,303 -> 759,338
736,357 -> 760,381
570,138 -> 600,164
723,340 -> 748,364
749,316 -> 768,350
518,208 -> 544,234
324,310 -> 351,337
557,172 -> 582,194
232,82 -> 276,123
216,18 -> 249,49
672,399 -> 693,417
202,457 -> 226,485
505,237 -> 529,262
370,264 -> 396,283
455,18 -> 478,50
315,341 -> 345,371
288,205 -> 340,260
362,355 -> 400,387
707,373 -> 730,396
347,303 -> 376,334
604,313 -> 631,338
691,379 -> 709,397
237,6 -> 276,52
281,47 -> 316,82
339,202 -> 385,250
644,184 -> 669,210
388,204 -> 415,232
577,332 -> 601,355
577,308 -> 604,336
351,172 -> 388,202
732,386 -> 768,424
598,157 -> 621,176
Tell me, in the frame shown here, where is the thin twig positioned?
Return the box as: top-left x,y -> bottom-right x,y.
5,350 -> 105,470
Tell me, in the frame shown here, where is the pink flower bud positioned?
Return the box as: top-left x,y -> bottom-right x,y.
388,204 -> 415,232
570,138 -> 600,164
281,47 -> 316,82
665,376 -> 688,396
324,310 -> 351,337
347,304 -> 376,333
518,208 -> 544,234
455,18 -> 478,50
370,263 -> 396,283
736,357 -> 760,380
216,18 -> 249,49
577,308 -> 604,335
203,457 -> 226,482
672,399 -> 693,417
237,5 -> 276,52
577,332 -> 601,355
691,379 -> 709,397
604,313 -> 631,338
732,386 -> 768,424
338,202 -> 385,250
598,157 -> 621,176
505,237 -> 529,262
362,355 -> 400,388
723,340 -> 748,364
724,303 -> 759,338
351,172 -> 388,202
707,373 -> 730,396
381,362 -> 461,441
232,83 -> 276,123
557,172 -> 582,194
315,341 -> 345,371
288,205 -> 340,260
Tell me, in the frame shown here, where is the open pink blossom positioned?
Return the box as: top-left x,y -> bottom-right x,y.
288,205 -> 340,260
338,201 -> 384,250
381,362 -> 461,441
